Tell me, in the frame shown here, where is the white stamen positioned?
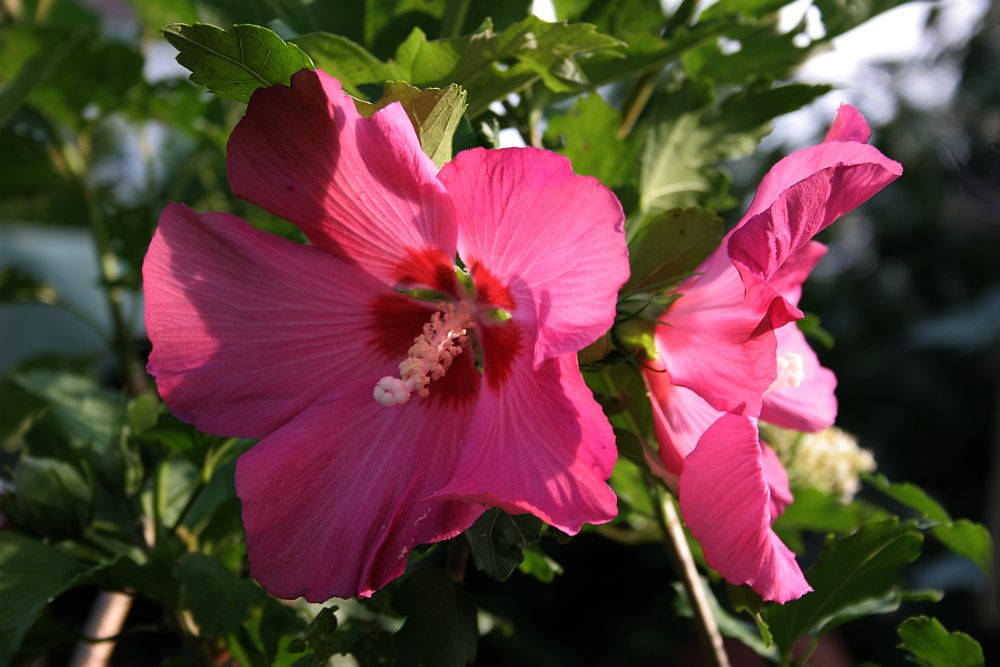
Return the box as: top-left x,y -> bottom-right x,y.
374,303 -> 474,406
770,351 -> 805,391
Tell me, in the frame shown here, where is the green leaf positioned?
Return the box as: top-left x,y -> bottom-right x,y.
295,16 -> 621,117
897,616 -> 984,667
176,553 -> 264,637
674,580 -> 777,659
290,32 -> 403,97
865,474 -> 993,574
517,544 -> 564,583
0,25 -> 142,128
356,81 -> 467,168
725,584 -> 773,650
624,208 -> 724,294
932,520 -> 993,576
865,473 -> 950,523
163,23 -> 314,103
544,94 -> 640,188
11,457 -> 92,537
465,509 -> 544,581
639,79 -> 831,213
0,532 -> 90,665
11,370 -> 127,487
0,265 -> 58,304
126,393 -> 160,435
683,22 -> 808,85
814,0 -> 911,40
0,30 -> 81,129
155,458 -> 200,529
765,519 -> 924,656
394,567 -> 478,667
773,488 -> 888,537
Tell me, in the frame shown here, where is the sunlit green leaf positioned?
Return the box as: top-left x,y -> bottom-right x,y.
295,16 -> 621,117
356,81 -> 467,167
897,616 -> 984,667
765,519 -> 924,656
163,23 -> 314,103
640,79 -> 830,213
932,520 -> 993,576
866,474 -> 993,574
517,544 -> 564,583
290,32 -> 403,96
545,93 -> 640,188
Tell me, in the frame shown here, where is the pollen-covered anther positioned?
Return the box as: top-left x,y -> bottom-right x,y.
770,351 -> 805,392
373,303 -> 475,406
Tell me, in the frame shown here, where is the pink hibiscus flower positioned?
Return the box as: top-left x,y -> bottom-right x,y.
142,69 -> 629,601
643,105 -> 902,602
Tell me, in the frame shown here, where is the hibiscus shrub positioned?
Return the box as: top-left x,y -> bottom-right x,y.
0,0 -> 991,666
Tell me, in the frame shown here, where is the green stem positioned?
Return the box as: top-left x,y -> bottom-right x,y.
439,0 -> 471,39
646,478 -> 731,667
617,0 -> 700,139
51,134 -> 147,396
599,370 -> 729,667
662,0 -> 699,37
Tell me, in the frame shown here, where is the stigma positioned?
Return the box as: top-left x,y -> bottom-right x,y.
373,303 -> 475,406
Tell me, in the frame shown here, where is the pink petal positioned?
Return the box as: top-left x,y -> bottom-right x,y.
767,241 -> 827,308
824,103 -> 871,143
737,138 -> 901,229
236,383 -> 482,601
438,147 -> 628,365
761,443 -> 793,520
643,365 -> 723,475
143,203 -> 397,438
680,413 -> 811,603
659,259 -> 778,416
729,155 -> 902,328
761,324 -> 837,432
430,353 -> 618,534
228,69 -> 458,283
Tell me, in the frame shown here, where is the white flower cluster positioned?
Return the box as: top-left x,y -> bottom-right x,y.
770,426 -> 877,502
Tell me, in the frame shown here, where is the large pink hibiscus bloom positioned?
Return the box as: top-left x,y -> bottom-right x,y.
142,70 -> 629,601
643,105 -> 901,602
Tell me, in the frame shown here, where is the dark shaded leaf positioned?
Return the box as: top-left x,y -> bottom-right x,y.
11,456 -> 91,537
394,567 -> 478,667
176,553 -> 264,637
0,532 -> 90,664
465,508 -> 543,581
624,207 -> 723,294
0,266 -> 58,305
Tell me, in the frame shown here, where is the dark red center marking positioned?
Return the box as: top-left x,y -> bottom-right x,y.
393,247 -> 458,297
469,260 -> 515,310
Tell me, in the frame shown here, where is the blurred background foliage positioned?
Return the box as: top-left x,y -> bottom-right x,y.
0,0 -> 997,665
